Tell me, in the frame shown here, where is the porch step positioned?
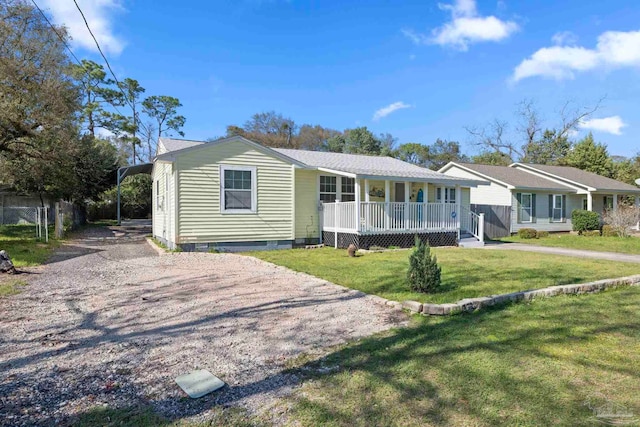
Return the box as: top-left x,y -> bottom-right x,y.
458,236 -> 485,248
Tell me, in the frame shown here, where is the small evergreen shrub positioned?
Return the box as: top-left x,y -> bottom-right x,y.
572,210 -> 600,234
601,225 -> 617,237
407,236 -> 441,293
536,230 -> 549,238
583,230 -> 601,237
518,228 -> 538,239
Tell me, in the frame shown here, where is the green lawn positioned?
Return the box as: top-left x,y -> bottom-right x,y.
502,233 -> 640,254
0,224 -> 59,267
285,287 -> 640,426
248,247 -> 640,304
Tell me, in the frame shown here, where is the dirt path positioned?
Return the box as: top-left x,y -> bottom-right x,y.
0,227 -> 406,426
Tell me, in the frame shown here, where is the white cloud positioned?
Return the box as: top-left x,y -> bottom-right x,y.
551,31 -> 578,46
513,30 -> 640,81
40,0 -> 126,56
579,116 -> 627,135
403,0 -> 519,51
372,102 -> 412,121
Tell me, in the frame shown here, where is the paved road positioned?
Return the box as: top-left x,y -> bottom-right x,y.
485,242 -> 640,264
0,226 -> 406,426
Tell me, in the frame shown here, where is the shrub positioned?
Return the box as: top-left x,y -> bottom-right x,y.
407,236 -> 441,293
583,230 -> 601,237
601,224 -> 617,237
572,210 -> 600,234
536,230 -> 549,238
603,206 -> 640,237
518,228 -> 538,239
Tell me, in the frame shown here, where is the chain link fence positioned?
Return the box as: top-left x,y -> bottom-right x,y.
0,206 -> 54,225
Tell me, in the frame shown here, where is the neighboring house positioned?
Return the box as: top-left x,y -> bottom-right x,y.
439,162 -> 640,237
152,136 -> 487,251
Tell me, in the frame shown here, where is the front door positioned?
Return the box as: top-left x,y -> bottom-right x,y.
394,183 -> 405,227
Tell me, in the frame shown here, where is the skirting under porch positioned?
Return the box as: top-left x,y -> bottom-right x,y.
322,231 -> 458,249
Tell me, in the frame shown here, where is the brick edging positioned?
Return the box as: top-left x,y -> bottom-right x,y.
369,275 -> 640,316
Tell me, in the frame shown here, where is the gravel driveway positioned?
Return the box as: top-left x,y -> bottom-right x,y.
0,226 -> 406,426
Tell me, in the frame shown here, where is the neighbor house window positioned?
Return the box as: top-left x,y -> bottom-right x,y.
220,165 -> 256,213
319,176 -> 337,203
341,177 -> 355,202
436,187 -> 456,204
156,179 -> 161,209
582,198 -> 588,210
552,194 -> 563,222
520,193 -> 533,223
605,196 -> 614,210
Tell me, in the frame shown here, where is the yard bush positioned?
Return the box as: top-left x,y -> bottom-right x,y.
601,225 -> 617,237
517,228 -> 538,239
536,230 -> 549,238
407,236 -> 441,293
572,210 -> 600,234
583,230 -> 601,237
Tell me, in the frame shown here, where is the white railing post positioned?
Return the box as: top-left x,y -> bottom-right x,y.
478,213 -> 485,243
384,180 -> 390,230
334,199 -> 339,248
355,179 -> 361,233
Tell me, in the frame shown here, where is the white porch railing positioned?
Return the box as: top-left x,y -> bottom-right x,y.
461,206 -> 484,243
322,201 -> 465,235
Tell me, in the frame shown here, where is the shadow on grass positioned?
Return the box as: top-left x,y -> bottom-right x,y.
21,288 -> 640,427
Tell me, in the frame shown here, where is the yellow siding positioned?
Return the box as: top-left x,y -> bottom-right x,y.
294,169 -> 319,239
176,141 -> 294,243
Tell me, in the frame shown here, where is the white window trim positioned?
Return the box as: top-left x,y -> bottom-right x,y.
552,194 -> 563,223
341,177 -> 355,202
220,164 -> 257,214
520,193 -> 533,223
319,175 -> 338,203
436,187 -> 456,204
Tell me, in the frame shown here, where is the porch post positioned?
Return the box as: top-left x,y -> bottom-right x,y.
364,179 -> 370,202
355,179 -> 361,233
587,193 -> 593,211
613,193 -> 618,211
404,181 -> 410,228
455,185 -> 461,238
636,195 -> 640,231
423,182 -> 428,229
384,180 -> 390,230
334,199 -> 339,249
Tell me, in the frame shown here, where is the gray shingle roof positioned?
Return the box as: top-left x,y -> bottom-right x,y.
516,163 -> 640,192
158,137 -> 479,183
159,137 -> 205,153
272,148 -> 476,181
455,163 -> 573,190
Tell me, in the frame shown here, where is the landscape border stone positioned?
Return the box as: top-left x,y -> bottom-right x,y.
366,274 -> 640,316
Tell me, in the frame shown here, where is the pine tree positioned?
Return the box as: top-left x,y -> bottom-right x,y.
407,236 -> 442,293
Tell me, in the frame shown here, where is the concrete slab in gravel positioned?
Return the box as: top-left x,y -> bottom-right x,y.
176,370 -> 225,398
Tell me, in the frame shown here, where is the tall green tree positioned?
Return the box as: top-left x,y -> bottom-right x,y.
471,151 -> 513,165
69,59 -> 121,137
0,0 -> 79,156
297,124 -> 341,150
394,143 -> 430,166
521,129 -> 571,165
562,133 -> 613,177
142,95 -> 186,141
104,78 -> 145,164
344,127 -> 382,155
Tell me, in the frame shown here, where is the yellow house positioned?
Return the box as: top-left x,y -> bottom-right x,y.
152,136 -> 486,251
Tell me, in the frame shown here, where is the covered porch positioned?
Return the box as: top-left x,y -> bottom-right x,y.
320,177 -> 484,249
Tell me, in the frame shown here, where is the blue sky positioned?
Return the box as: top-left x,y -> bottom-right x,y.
42,0 -> 640,157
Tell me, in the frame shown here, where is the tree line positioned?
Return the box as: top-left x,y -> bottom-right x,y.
219,107 -> 640,185
0,0 -> 186,208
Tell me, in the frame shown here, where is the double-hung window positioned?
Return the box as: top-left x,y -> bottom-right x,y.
341,177 -> 355,202
552,194 -> 563,222
220,165 -> 256,213
520,193 -> 533,223
436,187 -> 456,204
319,176 -> 337,203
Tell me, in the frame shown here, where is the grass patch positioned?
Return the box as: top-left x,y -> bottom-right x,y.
248,247 -> 640,304
286,287 -> 640,426
0,225 -> 59,267
0,278 -> 26,297
502,233 -> 640,254
73,405 -> 262,427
